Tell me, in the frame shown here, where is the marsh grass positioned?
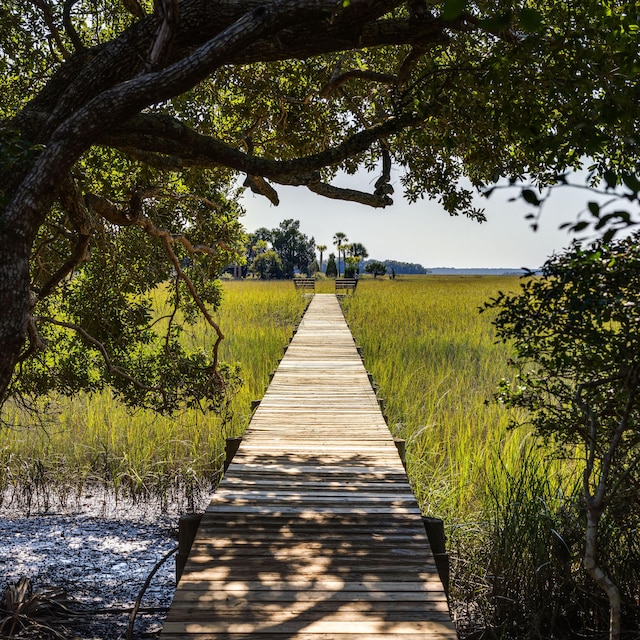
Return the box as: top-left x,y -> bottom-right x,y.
341,276 -> 589,638
341,276 -> 536,516
0,280 -> 308,511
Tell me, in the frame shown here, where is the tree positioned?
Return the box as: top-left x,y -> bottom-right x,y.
343,256 -> 360,278
332,233 -> 348,277
485,235 -> 640,640
1,1 -> 638,411
325,253 -> 338,278
249,249 -> 284,279
348,242 -> 369,274
316,245 -> 327,273
271,219 -> 315,278
365,261 -> 387,278
243,230 -> 272,275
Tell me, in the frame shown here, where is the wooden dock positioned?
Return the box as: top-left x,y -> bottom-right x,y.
161,294 -> 457,639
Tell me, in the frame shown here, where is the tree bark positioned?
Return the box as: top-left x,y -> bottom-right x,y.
584,505 -> 621,640
0,225 -> 33,403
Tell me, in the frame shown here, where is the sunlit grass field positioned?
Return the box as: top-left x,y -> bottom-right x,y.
340,275 -> 530,518
1,275 -> 569,519
341,276 -> 583,635
0,275 -> 621,636
0,280 -> 308,510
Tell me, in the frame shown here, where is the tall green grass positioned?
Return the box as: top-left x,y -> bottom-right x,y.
2,275 -> 630,635
341,276 -> 543,516
341,276 -> 589,638
0,280 -> 308,511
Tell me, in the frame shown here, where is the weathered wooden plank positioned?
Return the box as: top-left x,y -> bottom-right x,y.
165,607 -> 454,623
162,619 -> 455,634
173,578 -> 447,591
170,589 -> 448,604
160,295 -> 456,639
161,634 -> 457,640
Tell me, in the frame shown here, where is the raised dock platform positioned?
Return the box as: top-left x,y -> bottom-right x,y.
161,293 -> 457,639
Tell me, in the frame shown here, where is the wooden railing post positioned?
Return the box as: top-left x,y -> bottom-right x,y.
224,437 -> 243,472
176,513 -> 202,582
422,516 -> 450,597
393,438 -> 407,470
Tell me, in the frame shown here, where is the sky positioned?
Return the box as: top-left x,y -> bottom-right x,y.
239,170 -> 588,270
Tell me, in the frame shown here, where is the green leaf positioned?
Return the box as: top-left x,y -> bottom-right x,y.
442,0 -> 467,21
622,172 -> 640,193
588,201 -> 600,217
480,11 -> 514,32
519,8 -> 543,32
522,189 -> 540,205
604,169 -> 617,189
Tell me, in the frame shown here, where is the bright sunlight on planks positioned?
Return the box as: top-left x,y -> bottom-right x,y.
161,294 -> 457,639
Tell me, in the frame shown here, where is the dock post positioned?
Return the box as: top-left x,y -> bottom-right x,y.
422,516 -> 450,597
224,437 -> 243,472
393,438 -> 407,470
176,513 -> 202,582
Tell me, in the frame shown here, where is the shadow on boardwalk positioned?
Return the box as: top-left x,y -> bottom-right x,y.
161,295 -> 457,639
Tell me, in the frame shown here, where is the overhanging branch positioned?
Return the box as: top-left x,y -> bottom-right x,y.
307,180 -> 392,207
100,108 -> 428,205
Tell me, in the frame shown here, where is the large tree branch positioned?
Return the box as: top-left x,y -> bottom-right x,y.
9,5 -> 270,233
101,109 -> 428,206
24,3 -> 455,145
307,180 -> 392,207
101,107 -> 426,180
31,0 -> 413,136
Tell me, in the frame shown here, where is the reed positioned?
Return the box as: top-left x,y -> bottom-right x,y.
341,276 -> 587,638
0,280 -> 308,511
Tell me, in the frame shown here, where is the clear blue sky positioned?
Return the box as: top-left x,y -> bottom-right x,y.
239,170 -> 588,270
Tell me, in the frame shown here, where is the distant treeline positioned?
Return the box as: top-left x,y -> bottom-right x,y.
363,259 -> 429,275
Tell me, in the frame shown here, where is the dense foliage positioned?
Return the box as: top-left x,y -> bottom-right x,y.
365,260 -> 388,277
486,236 -> 640,639
1,0 -> 638,411
325,253 -> 338,278
245,219 -> 316,278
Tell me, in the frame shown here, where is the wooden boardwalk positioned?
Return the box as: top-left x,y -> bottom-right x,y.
161,294 -> 457,639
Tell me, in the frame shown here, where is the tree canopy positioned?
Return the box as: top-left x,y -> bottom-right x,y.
485,234 -> 640,639
245,219 -> 315,277
365,260 -> 388,278
1,0 -> 638,411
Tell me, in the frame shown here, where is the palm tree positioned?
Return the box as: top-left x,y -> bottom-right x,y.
332,232 -> 348,277
348,242 -> 369,274
316,244 -> 327,273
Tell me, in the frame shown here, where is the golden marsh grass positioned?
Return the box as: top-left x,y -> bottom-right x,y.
0,280 -> 308,509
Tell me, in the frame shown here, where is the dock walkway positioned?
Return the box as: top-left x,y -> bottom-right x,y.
161,294 -> 457,639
